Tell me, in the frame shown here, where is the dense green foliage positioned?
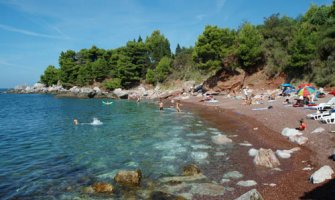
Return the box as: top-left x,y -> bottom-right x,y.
40,65 -> 60,86
41,1 -> 335,88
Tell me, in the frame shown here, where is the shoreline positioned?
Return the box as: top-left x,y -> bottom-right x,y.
179,95 -> 335,199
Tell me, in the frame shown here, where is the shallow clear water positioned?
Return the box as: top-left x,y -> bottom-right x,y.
0,94 -> 231,199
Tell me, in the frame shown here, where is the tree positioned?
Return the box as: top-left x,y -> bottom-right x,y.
175,44 -> 182,56
115,54 -> 141,88
145,30 -> 171,65
40,65 -> 60,86
155,56 -> 172,82
236,23 -> 264,72
59,50 -> 78,86
193,25 -> 236,72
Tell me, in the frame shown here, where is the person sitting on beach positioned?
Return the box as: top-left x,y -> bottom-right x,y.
283,98 -> 291,104
73,119 -> 79,125
296,119 -> 307,131
159,99 -> 164,110
176,100 -> 181,112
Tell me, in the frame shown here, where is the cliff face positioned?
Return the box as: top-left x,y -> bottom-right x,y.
202,67 -> 286,93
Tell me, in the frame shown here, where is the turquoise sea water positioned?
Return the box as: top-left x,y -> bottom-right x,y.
0,93 -> 231,199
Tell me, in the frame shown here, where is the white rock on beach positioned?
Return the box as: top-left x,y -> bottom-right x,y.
289,135 -> 308,145
276,150 -> 292,159
253,148 -> 280,168
281,128 -> 302,137
234,189 -> 264,200
211,134 -> 233,145
311,127 -> 325,134
310,165 -> 334,184
248,148 -> 259,157
236,180 -> 257,187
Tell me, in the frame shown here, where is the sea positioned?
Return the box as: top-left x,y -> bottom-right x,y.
0,91 -> 234,199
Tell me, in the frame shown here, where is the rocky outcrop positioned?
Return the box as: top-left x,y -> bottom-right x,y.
182,164 -> 201,176
310,165 -> 334,184
253,148 -> 280,168
235,189 -> 264,200
114,169 -> 142,187
113,88 -> 129,99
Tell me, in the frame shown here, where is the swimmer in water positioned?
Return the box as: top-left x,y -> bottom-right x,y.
159,99 -> 164,110
73,119 -> 78,125
176,100 -> 181,112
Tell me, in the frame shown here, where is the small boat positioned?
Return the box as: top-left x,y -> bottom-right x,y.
102,101 -> 113,105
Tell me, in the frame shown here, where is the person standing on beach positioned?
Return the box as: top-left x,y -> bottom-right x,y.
176,100 -> 181,112
159,99 -> 164,110
243,87 -> 248,100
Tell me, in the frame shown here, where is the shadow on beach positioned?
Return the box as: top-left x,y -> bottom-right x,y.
300,178 -> 335,200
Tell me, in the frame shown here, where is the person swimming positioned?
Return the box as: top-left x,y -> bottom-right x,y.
176,100 -> 181,112
73,119 -> 79,125
159,99 -> 164,110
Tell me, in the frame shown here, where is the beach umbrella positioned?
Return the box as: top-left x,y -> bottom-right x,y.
298,83 -> 312,89
296,86 -> 316,97
281,83 -> 294,88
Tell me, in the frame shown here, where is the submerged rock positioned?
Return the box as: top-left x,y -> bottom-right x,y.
151,191 -> 187,200
310,165 -> 334,184
159,174 -> 207,183
253,148 -> 280,168
114,169 -> 142,186
235,189 -> 264,200
211,134 -> 233,145
222,171 -> 244,179
236,180 -> 257,187
182,164 -> 201,176
91,182 -> 114,193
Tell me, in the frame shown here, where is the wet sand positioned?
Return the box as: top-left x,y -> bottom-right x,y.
178,95 -> 335,200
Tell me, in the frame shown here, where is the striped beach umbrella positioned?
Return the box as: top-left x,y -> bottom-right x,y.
296,86 -> 316,97
298,83 -> 312,89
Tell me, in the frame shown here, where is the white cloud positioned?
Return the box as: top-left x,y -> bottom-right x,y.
0,23 -> 70,40
216,0 -> 227,11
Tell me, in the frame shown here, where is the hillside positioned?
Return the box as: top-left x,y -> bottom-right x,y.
39,2 -> 335,91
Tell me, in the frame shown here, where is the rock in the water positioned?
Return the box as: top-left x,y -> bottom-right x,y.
310,165 -> 334,184
236,180 -> 257,187
151,191 -> 187,200
234,189 -> 264,200
222,171 -> 244,179
253,148 -> 280,168
114,169 -> 142,186
91,182 -> 114,193
159,174 -> 207,183
189,183 -> 225,196
183,164 -> 201,176
82,186 -> 95,194
211,134 -> 233,145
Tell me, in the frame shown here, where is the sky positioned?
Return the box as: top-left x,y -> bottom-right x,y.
0,0 -> 333,88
